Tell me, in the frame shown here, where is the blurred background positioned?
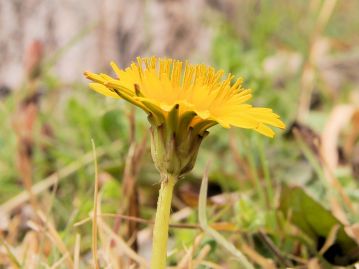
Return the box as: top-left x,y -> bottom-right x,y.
1,0 -> 359,268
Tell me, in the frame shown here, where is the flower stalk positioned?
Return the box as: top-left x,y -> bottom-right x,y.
150,173 -> 177,269
148,108 -> 206,268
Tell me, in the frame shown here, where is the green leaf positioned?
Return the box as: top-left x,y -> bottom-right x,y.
102,178 -> 122,200
279,185 -> 359,266
101,109 -> 126,140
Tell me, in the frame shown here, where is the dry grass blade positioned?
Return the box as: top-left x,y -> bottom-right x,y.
0,140 -> 122,214
0,239 -> 21,269
192,244 -> 211,268
320,105 -> 355,214
199,261 -> 224,269
21,231 -> 40,269
114,127 -> 146,252
92,176 -> 148,268
91,139 -> 100,269
176,233 -> 203,268
198,162 -> 254,269
36,211 -> 74,268
98,217 -> 149,267
315,0 -> 338,35
319,224 -> 340,255
96,207 -> 115,269
297,0 -> 338,119
50,253 -> 70,269
307,258 -> 321,269
73,234 -> 81,269
321,105 -> 355,170
241,243 -> 277,269
13,87 -> 42,212
294,131 -> 349,224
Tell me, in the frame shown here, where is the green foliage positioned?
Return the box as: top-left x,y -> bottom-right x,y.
1,1 -> 359,268
236,198 -> 261,231
101,109 -> 127,141
280,186 -> 359,266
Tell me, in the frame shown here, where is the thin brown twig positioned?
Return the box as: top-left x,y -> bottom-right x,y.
258,230 -> 292,267
74,213 -> 242,233
101,213 -> 199,230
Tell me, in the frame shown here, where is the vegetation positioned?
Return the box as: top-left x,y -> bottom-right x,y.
0,1 -> 359,268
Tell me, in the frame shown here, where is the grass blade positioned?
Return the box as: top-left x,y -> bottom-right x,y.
198,163 -> 254,269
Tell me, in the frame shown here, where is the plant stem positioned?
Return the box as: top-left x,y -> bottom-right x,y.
151,173 -> 177,269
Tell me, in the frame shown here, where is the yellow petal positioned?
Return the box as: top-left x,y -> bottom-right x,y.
195,110 -> 211,119
84,72 -> 107,84
89,83 -> 120,98
160,103 -> 175,112
110,61 -> 122,78
253,124 -> 275,138
247,108 -> 286,129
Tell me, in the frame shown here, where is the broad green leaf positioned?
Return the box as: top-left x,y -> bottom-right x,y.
279,185 -> 359,266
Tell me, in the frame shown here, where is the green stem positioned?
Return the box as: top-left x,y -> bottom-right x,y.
151,173 -> 177,269
257,137 -> 273,207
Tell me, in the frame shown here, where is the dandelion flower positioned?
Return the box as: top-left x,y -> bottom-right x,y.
85,57 -> 284,136
84,57 -> 285,269
85,57 -> 285,175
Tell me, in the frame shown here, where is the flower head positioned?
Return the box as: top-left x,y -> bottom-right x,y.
85,57 -> 284,137
84,57 -> 285,175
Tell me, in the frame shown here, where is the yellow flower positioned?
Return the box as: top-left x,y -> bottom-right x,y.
84,57 -> 286,268
84,57 -> 285,138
